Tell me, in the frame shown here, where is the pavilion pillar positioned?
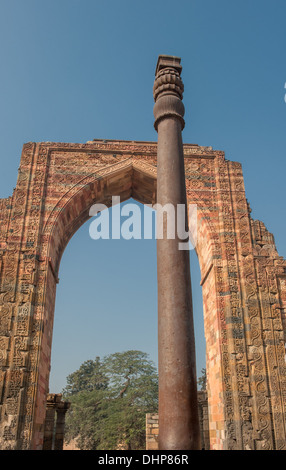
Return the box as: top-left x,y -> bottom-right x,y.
43,393 -> 70,450
54,401 -> 71,450
42,394 -> 61,450
153,55 -> 200,450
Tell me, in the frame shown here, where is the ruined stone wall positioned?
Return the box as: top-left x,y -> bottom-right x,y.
145,413 -> 159,450
146,392 -> 210,450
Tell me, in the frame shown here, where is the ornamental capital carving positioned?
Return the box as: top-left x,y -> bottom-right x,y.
153,55 -> 185,131
153,55 -> 184,101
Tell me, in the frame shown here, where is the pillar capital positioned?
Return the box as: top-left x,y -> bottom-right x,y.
46,393 -> 62,408
56,401 -> 71,414
153,55 -> 185,131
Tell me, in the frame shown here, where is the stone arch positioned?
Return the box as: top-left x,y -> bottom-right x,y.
0,139 -> 286,450
35,157 -> 224,450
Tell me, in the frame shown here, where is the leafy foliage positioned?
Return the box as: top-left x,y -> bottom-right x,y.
63,357 -> 108,395
197,368 -> 207,391
63,350 -> 158,450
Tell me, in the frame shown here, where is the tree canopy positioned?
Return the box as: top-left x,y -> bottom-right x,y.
63,350 -> 158,450
197,368 -> 207,391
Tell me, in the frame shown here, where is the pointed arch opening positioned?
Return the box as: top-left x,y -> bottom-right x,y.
34,159 -> 219,449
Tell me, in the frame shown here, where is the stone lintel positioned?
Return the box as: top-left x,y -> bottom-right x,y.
155,55 -> 182,75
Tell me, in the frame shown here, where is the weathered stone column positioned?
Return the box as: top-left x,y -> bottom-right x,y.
54,401 -> 70,450
43,394 -> 61,450
153,55 -> 200,450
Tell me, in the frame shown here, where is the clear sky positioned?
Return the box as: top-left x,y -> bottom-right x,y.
0,0 -> 285,392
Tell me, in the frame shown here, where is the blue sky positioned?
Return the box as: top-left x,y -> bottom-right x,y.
0,1 -> 285,392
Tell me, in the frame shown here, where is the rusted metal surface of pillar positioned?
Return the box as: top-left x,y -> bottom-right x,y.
153,55 -> 200,450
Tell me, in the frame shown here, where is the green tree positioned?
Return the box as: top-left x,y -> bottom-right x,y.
63,357 -> 108,395
63,350 -> 158,450
197,368 -> 207,391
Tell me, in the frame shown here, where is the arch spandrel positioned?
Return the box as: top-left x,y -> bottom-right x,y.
41,158 -> 157,273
